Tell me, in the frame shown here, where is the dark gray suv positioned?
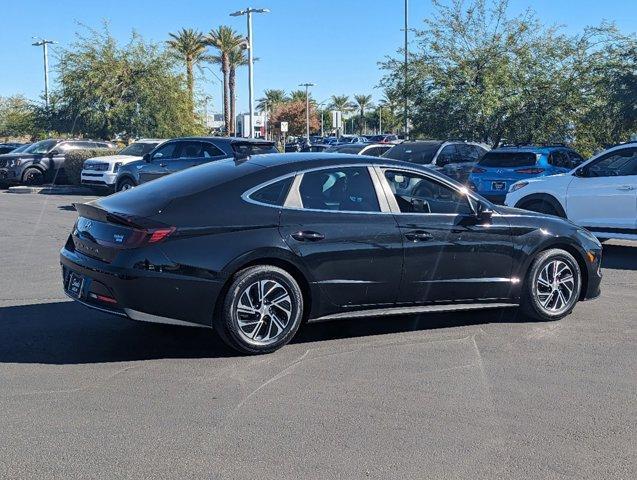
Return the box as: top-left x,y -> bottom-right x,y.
114,137 -> 278,191
0,139 -> 114,186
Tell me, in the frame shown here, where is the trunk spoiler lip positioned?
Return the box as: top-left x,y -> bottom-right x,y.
72,202 -> 170,230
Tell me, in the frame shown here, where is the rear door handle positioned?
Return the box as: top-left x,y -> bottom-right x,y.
291,231 -> 325,242
616,185 -> 635,191
404,230 -> 433,241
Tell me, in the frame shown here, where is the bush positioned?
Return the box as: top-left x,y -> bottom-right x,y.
64,148 -> 117,185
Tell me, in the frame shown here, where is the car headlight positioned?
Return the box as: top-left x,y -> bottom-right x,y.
113,162 -> 123,172
7,158 -> 22,168
509,181 -> 528,193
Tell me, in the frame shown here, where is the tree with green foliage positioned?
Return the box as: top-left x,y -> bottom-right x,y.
166,28 -> 208,113
257,89 -> 287,112
0,95 -> 37,138
52,25 -> 203,139
353,94 -> 373,134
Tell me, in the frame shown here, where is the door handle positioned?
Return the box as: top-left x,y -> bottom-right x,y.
616,185 -> 635,191
159,163 -> 167,167
404,230 -> 433,241
291,231 -> 325,242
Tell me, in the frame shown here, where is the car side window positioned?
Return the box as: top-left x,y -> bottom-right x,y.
436,145 -> 457,166
568,151 -> 585,167
457,144 -> 485,162
299,167 -> 380,212
587,148 -> 637,177
202,143 -> 225,157
178,141 -> 204,158
249,177 -> 293,206
152,142 -> 178,161
384,170 -> 473,215
549,151 -> 570,168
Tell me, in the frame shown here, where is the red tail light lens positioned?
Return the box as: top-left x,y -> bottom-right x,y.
147,227 -> 176,244
515,168 -> 545,174
471,167 -> 486,174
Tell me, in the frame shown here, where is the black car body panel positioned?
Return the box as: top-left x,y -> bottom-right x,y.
61,153 -> 602,328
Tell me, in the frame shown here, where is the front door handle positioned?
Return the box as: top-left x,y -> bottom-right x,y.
291,231 -> 325,242
404,230 -> 433,241
616,185 -> 635,191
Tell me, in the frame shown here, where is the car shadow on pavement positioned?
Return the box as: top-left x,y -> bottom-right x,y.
0,300 -> 523,365
601,244 -> 637,271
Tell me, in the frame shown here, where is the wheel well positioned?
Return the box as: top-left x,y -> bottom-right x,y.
539,243 -> 589,300
214,257 -> 312,323
516,193 -> 566,218
117,175 -> 136,187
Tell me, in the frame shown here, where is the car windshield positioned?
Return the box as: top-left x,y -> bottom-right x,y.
119,142 -> 159,156
22,139 -> 58,154
382,142 -> 441,164
478,151 -> 538,167
232,142 -> 278,156
11,144 -> 31,153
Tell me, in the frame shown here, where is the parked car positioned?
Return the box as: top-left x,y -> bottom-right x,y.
114,137 -> 278,191
468,145 -> 585,204
382,140 -> 489,182
368,134 -> 400,144
335,135 -> 369,145
0,139 -> 115,185
506,142 -> 637,241
81,139 -> 165,193
0,143 -> 27,155
300,144 -> 331,152
326,143 -> 393,156
61,152 -> 602,354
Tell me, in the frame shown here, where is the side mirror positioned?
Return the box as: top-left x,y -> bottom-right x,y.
143,153 -> 151,163
574,166 -> 587,177
476,202 -> 494,222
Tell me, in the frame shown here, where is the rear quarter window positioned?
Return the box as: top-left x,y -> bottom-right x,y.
478,151 -> 538,168
248,177 -> 293,206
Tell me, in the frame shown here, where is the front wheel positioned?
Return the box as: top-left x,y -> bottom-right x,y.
521,249 -> 582,321
22,167 -> 44,186
117,178 -> 136,192
215,265 -> 304,354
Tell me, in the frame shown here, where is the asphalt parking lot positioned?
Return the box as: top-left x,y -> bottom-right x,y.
0,192 -> 635,480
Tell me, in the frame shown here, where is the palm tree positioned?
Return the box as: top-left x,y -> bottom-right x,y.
166,29 -> 208,114
289,89 -> 309,103
228,48 -> 249,136
328,95 -> 353,113
256,89 -> 287,112
353,94 -> 373,134
207,26 -> 243,134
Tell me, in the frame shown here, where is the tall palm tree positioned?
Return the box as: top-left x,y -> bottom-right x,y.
328,95 -> 353,113
289,89 -> 309,103
227,47 -> 249,136
166,29 -> 208,113
353,94 -> 373,134
206,26 -> 243,134
256,89 -> 287,112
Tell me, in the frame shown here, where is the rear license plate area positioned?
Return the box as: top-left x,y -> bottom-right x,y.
492,181 -> 506,191
67,272 -> 85,298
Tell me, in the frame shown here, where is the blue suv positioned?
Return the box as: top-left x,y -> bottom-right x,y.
467,145 -> 585,203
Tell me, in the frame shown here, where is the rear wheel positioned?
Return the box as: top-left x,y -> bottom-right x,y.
521,249 -> 581,321
22,167 -> 44,186
117,178 -> 135,192
215,265 -> 304,354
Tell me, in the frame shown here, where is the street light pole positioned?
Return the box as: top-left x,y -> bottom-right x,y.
403,0 -> 409,138
230,7 -> 269,138
32,37 -> 56,109
299,82 -> 315,141
379,105 -> 382,134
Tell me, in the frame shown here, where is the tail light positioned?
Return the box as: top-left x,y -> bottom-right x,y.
471,167 -> 486,174
515,167 -> 545,174
147,227 -> 176,244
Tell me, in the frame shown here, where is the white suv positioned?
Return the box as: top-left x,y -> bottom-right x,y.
505,142 -> 637,241
81,139 -> 164,192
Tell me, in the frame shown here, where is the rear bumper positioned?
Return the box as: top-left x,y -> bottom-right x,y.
60,246 -> 225,327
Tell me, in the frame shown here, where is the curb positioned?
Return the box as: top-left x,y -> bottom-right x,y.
7,185 -> 95,195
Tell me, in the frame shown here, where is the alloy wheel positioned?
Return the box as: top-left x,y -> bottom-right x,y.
234,279 -> 293,346
533,259 -> 576,315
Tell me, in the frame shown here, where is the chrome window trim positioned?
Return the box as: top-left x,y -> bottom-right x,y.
241,171 -> 298,208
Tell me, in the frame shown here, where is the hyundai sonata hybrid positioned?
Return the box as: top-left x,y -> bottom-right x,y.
60,153 -> 602,354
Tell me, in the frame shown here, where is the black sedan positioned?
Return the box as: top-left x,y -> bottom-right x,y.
60,153 -> 602,354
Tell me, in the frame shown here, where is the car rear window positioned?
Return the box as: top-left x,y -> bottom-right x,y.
382,143 -> 441,164
478,151 -> 538,167
232,142 -> 278,156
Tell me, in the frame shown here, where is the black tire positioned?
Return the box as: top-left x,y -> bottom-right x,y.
22,167 -> 44,186
522,200 -> 562,217
215,265 -> 304,354
117,177 -> 136,192
520,248 -> 582,321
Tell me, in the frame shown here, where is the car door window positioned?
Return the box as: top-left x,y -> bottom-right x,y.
587,148 -> 637,177
549,150 -> 570,168
436,145 -> 457,166
178,141 -> 203,158
151,142 -> 178,161
384,170 -> 473,215
299,167 -> 380,212
456,144 -> 484,162
202,143 -> 226,158
568,151 -> 585,168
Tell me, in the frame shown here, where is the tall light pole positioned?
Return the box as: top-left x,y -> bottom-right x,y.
403,0 -> 409,138
378,105 -> 383,134
230,7 -> 269,138
299,82 -> 315,141
32,37 -> 56,109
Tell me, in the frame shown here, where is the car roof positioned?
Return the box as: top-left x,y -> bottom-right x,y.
243,152 -> 419,171
171,136 -> 274,144
495,145 -> 571,152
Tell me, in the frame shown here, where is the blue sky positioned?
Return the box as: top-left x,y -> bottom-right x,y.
1,0 -> 635,113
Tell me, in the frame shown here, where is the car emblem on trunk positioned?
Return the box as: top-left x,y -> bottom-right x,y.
114,234 -> 124,243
